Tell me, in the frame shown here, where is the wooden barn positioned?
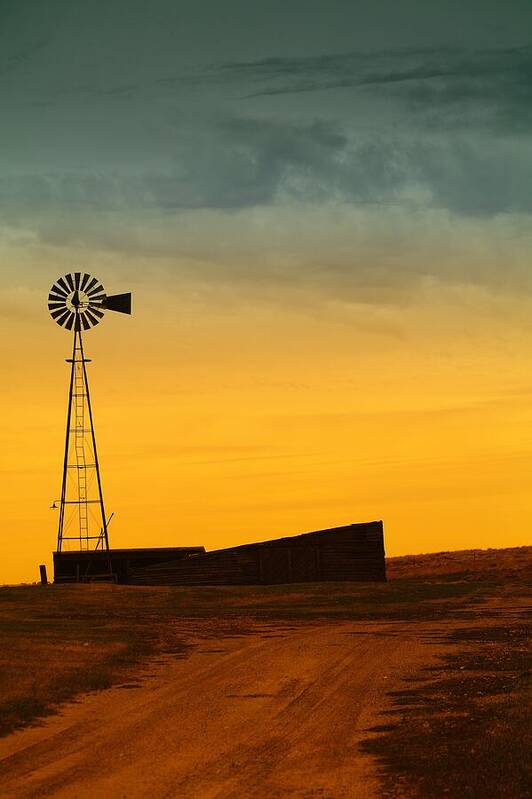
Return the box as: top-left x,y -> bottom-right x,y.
53,521 -> 385,585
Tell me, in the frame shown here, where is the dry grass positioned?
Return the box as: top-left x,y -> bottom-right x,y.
363,621 -> 531,798
387,545 -> 531,581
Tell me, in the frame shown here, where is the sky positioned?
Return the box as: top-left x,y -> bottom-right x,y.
1,0 -> 532,583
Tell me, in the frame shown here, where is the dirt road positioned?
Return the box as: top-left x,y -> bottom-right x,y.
0,619 -> 446,799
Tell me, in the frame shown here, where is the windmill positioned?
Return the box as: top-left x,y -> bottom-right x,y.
48,273 -> 131,557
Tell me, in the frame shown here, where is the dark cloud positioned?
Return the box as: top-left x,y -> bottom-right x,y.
8,44 -> 532,137
0,0 -> 531,326
408,138 -> 532,215
222,46 -> 528,91
1,113 -> 531,218
0,6 -> 531,223
219,46 -> 532,133
0,118 -> 348,211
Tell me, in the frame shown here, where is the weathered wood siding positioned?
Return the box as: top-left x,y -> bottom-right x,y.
53,546 -> 205,583
127,522 -> 386,585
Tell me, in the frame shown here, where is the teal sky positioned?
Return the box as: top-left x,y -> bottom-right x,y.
1,0 -> 532,341
2,1 -> 532,242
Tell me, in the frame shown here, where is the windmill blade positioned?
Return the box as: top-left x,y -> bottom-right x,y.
80,313 -> 92,330
85,276 -> 99,294
65,273 -> 75,292
50,307 -> 68,320
56,276 -> 70,295
80,273 -> 91,291
64,312 -> 76,330
51,282 -> 69,298
55,309 -> 71,327
48,301 -> 66,311
49,291 -> 67,303
84,308 -> 102,326
103,293 -> 131,315
48,295 -> 68,308
88,303 -> 104,317
87,282 -> 104,297
87,291 -> 105,304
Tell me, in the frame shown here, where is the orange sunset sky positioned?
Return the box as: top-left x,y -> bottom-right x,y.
2,2 -> 532,583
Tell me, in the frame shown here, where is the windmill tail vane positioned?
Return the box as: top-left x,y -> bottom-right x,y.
49,273 -> 131,559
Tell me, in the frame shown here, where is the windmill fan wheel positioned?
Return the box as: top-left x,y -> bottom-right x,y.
48,273 -> 106,331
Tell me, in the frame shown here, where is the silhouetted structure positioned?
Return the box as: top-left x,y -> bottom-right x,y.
48,273 -> 131,561
53,547 -> 205,583
53,522 -> 386,584
48,280 -> 386,587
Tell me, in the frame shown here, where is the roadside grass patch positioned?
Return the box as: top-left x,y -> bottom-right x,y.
363,620 -> 531,799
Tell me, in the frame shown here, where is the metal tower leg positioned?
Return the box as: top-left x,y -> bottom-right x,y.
56,319 -> 109,557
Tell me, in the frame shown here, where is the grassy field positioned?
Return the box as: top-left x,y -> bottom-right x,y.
363,618 -> 531,798
1,546 -> 530,797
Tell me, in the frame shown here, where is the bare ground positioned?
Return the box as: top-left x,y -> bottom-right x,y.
0,547 -> 530,798
0,617 -> 455,798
